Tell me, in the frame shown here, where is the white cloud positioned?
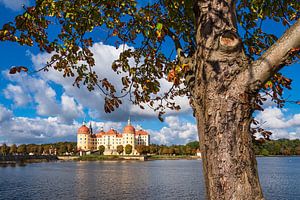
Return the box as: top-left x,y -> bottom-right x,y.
260,93 -> 278,108
2,43 -> 196,145
0,116 -> 78,144
3,72 -> 84,124
255,106 -> 300,139
149,116 -> 198,145
29,42 -> 192,121
3,84 -> 31,106
88,121 -> 123,133
33,79 -> 60,116
0,0 -> 30,11
0,111 -> 123,145
60,94 -> 84,123
0,104 -> 12,123
0,105 -> 197,145
255,107 -> 287,129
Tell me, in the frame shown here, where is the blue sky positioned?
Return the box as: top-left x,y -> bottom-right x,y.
0,0 -> 300,145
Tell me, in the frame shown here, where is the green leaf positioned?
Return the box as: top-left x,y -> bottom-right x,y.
156,23 -> 163,30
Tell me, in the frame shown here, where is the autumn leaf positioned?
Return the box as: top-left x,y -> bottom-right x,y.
9,66 -> 28,74
167,69 -> 175,82
264,80 -> 273,89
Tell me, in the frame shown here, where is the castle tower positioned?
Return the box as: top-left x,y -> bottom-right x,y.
77,123 -> 90,151
89,122 -> 93,134
128,116 -> 131,125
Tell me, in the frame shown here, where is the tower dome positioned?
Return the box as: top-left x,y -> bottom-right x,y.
123,117 -> 135,134
78,125 -> 90,134
123,125 -> 135,134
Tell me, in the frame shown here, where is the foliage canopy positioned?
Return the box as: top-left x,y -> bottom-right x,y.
0,0 -> 299,127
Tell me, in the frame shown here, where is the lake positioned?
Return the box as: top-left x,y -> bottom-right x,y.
0,157 -> 299,200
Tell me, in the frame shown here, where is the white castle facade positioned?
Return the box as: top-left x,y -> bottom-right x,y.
77,119 -> 150,155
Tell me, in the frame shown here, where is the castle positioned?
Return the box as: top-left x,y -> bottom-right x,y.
77,118 -> 150,155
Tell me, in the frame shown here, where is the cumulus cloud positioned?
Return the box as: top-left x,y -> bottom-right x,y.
3,84 -> 31,106
29,42 -> 191,121
255,106 -> 300,139
87,121 -> 123,133
33,79 -> 61,116
0,104 -> 13,123
3,72 -> 84,124
0,104 -> 196,145
0,116 -> 78,144
2,43 -> 197,145
0,109 -> 123,145
0,0 -> 30,11
60,94 -> 84,123
149,116 -> 198,145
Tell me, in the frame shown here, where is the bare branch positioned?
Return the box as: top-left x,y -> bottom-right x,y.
250,18 -> 300,84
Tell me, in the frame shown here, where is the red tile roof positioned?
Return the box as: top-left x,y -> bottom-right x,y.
123,125 -> 135,134
78,125 -> 90,134
136,130 -> 149,135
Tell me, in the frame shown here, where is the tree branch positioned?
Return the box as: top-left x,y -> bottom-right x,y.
250,18 -> 300,84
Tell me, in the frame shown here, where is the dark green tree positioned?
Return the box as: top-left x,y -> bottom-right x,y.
162,147 -> 170,155
149,145 -> 159,154
135,145 -> 146,155
125,144 -> 132,155
9,144 -> 17,155
43,145 -> 50,155
37,145 -> 44,155
1,143 -> 9,156
186,141 -> 200,150
1,1 -> 300,198
295,145 -> 300,155
66,143 -> 72,153
260,149 -> 269,156
17,144 -> 27,155
98,145 -> 105,155
58,144 -> 67,155
116,145 -> 124,155
281,147 -> 292,155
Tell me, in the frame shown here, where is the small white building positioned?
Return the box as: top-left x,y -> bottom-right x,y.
77,119 -> 150,155
196,149 -> 202,157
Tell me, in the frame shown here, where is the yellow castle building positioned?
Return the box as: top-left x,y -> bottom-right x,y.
77,118 -> 150,155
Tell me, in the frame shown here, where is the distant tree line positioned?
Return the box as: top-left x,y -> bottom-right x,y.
2,139 -> 299,157
0,141 -> 200,156
253,139 -> 300,156
0,142 -> 77,156
131,141 -> 200,156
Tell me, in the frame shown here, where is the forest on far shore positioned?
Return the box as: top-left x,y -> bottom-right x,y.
253,139 -> 300,156
0,139 -> 300,156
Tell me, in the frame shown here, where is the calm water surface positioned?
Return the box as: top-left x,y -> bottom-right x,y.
0,157 -> 299,200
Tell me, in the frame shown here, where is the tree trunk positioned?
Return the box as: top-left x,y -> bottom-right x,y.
190,0 -> 264,199
193,89 -> 264,200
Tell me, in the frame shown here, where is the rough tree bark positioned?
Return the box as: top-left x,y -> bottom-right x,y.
189,0 -> 299,199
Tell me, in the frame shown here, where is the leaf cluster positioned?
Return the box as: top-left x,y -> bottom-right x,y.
1,0 -> 299,121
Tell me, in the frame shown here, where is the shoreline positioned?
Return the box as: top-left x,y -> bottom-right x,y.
60,155 -> 202,161
0,155 -> 58,164
1,155 -> 299,165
